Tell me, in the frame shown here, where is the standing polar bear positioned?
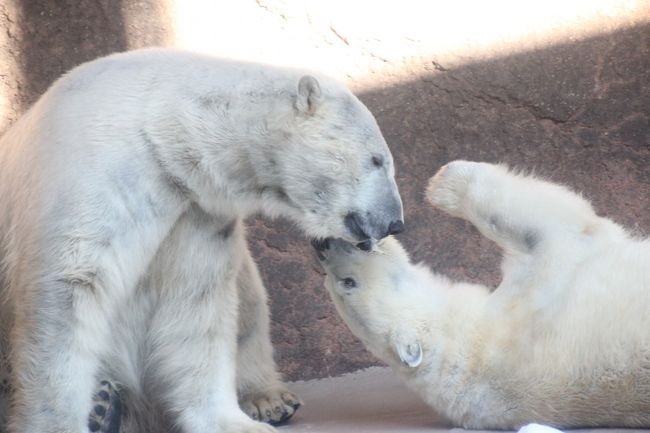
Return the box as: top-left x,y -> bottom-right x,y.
315,161 -> 650,429
0,48 -> 404,433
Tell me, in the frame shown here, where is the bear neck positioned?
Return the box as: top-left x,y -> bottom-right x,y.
144,99 -> 301,221
399,277 -> 494,421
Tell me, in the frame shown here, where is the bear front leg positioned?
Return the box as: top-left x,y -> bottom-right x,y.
144,207 -> 275,433
8,281 -> 111,433
236,250 -> 302,425
426,160 -> 604,255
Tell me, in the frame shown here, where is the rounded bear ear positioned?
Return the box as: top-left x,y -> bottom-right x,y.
295,75 -> 322,115
396,341 -> 423,368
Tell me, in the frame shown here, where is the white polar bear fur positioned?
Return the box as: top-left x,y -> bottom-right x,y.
317,161 -> 650,429
0,48 -> 403,433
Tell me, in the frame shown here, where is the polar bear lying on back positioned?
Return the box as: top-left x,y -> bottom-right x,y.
314,160 -> 650,429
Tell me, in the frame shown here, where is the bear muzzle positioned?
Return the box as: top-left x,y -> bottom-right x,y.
344,211 -> 404,242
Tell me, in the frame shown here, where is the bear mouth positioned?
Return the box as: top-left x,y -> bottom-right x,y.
310,237 -> 373,261
344,212 -> 371,242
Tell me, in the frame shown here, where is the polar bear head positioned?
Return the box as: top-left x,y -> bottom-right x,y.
257,75 -> 404,243
313,236 -> 434,369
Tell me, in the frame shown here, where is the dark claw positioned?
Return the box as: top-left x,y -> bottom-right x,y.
286,398 -> 302,410
269,409 -> 295,426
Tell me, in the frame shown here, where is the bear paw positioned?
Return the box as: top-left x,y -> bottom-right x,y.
240,387 -> 302,425
88,380 -> 122,433
426,160 -> 488,218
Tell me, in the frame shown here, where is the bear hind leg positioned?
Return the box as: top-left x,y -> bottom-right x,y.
236,250 -> 302,425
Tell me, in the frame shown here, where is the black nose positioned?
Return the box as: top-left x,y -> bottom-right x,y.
387,220 -> 404,236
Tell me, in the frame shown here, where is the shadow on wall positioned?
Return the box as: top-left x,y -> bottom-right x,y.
11,0 -> 172,113
14,0 -> 129,110
247,22 -> 650,380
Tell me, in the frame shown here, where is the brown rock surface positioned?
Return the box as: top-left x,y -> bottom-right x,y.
255,24 -> 650,380
0,1 -> 648,381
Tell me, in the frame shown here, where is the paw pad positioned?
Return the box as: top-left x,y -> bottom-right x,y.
241,389 -> 303,426
88,380 -> 121,433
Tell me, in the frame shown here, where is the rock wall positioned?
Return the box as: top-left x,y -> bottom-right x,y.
0,0 -> 648,380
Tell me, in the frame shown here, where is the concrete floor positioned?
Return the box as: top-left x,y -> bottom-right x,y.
280,367 -> 650,433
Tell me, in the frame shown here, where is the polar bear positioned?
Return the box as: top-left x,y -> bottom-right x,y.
314,160 -> 650,429
0,48 -> 404,433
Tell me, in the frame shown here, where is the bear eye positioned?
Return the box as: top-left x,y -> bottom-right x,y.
371,155 -> 384,168
342,277 -> 357,289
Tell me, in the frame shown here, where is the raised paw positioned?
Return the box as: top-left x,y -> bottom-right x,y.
426,160 -> 495,217
88,380 -> 122,433
240,388 -> 302,425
